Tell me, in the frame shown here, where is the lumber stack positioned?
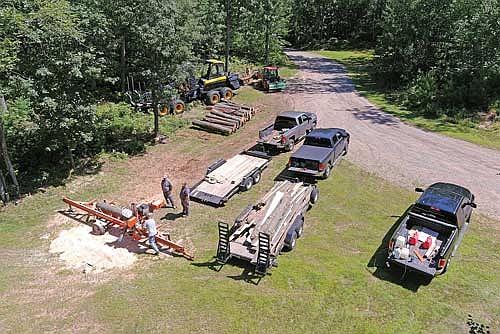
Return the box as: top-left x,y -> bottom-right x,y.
192,100 -> 260,135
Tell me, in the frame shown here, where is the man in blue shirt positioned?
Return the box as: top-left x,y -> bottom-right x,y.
144,213 -> 159,255
180,183 -> 190,216
161,175 -> 176,209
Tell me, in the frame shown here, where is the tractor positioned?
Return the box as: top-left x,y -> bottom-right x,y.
125,59 -> 241,116
170,59 -> 241,114
259,66 -> 286,92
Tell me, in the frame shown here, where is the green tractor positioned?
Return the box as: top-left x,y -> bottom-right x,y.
259,66 -> 286,92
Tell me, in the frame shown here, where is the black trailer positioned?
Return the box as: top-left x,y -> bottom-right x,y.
216,179 -> 319,275
190,150 -> 271,206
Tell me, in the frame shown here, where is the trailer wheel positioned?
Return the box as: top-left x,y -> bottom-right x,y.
252,171 -> 261,184
309,188 -> 319,204
170,99 -> 185,114
206,90 -> 220,105
241,177 -> 253,191
92,221 -> 106,235
321,164 -> 331,179
285,232 -> 297,251
220,87 -> 233,100
285,139 -> 295,152
296,224 -> 304,238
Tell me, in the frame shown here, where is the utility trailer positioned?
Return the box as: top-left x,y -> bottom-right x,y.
190,150 -> 271,206
216,179 -> 319,275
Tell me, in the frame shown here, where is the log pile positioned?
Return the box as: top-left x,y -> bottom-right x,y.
192,100 -> 259,135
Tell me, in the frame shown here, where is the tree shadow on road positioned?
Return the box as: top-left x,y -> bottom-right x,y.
350,106 -> 400,126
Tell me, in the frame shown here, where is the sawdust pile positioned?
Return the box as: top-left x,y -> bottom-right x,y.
50,225 -> 136,273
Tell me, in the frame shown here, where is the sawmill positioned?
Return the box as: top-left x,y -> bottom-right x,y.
216,178 -> 319,274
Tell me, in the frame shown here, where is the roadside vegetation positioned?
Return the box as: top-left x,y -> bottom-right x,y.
313,50 -> 500,150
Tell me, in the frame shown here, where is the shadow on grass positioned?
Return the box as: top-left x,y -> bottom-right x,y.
191,257 -> 266,285
367,208 -> 433,292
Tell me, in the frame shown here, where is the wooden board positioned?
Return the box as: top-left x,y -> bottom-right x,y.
194,154 -> 268,198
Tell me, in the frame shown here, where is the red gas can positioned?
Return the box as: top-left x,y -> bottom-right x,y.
409,231 -> 418,246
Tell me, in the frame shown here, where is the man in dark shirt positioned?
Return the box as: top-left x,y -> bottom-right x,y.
161,175 -> 176,208
179,182 -> 190,216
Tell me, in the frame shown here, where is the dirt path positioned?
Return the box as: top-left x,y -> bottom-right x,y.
285,51 -> 500,219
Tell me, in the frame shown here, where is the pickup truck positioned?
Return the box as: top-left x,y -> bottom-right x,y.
387,182 -> 477,277
287,128 -> 349,179
258,111 -> 317,152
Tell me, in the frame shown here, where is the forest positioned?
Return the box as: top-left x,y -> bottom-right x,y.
1,0 -> 499,200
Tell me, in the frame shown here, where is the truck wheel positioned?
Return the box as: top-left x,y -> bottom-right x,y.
343,144 -> 348,156
170,99 -> 185,115
321,164 -> 331,179
206,90 -> 220,105
241,177 -> 253,191
285,139 -> 295,152
285,232 -> 297,251
220,87 -> 233,100
309,188 -> 319,204
252,171 -> 261,184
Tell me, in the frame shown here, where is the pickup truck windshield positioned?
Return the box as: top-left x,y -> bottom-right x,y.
274,116 -> 297,131
304,136 -> 332,148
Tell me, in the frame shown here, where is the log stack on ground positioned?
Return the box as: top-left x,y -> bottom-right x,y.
192,100 -> 260,135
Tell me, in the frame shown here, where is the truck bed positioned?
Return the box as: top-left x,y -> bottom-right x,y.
389,212 -> 455,276
191,151 -> 270,205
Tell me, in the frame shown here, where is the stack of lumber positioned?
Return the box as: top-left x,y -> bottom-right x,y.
230,180 -> 312,255
192,100 -> 259,135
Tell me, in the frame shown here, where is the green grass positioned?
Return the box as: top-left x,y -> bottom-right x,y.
0,88 -> 498,332
312,50 -> 500,150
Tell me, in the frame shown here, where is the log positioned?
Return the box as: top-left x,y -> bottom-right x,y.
206,113 -> 240,124
202,117 -> 237,130
205,117 -> 239,129
192,120 -> 233,135
210,110 -> 244,124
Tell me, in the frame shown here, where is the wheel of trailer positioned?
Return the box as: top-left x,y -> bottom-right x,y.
286,232 -> 297,251
206,90 -> 220,105
285,139 -> 295,152
252,171 -> 261,184
241,177 -> 253,191
322,164 -> 331,179
310,188 -> 319,204
92,221 -> 106,235
220,87 -> 233,100
170,99 -> 185,115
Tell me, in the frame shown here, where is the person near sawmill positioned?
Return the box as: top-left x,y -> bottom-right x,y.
144,212 -> 160,255
180,182 -> 190,216
161,175 -> 176,209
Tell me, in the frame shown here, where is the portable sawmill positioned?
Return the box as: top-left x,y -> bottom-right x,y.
62,197 -> 194,260
216,178 -> 319,275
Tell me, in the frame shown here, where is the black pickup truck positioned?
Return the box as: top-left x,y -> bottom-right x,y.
287,128 -> 349,179
387,182 -> 477,277
258,111 -> 317,152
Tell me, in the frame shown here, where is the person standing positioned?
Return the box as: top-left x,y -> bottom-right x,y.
144,212 -> 160,255
161,175 -> 176,208
179,182 -> 190,216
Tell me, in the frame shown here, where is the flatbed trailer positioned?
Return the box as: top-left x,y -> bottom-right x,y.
190,150 -> 271,206
216,179 -> 319,274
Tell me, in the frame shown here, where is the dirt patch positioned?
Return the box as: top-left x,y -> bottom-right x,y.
49,225 -> 136,273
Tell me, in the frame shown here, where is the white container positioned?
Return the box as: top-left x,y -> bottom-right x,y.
399,247 -> 410,260
395,235 -> 406,249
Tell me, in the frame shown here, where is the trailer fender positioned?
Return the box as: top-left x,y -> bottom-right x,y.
206,159 -> 226,175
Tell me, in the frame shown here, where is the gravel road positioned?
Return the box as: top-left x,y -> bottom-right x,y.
284,51 -> 500,219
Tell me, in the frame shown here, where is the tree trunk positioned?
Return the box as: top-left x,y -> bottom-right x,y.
120,34 -> 127,93
225,0 -> 231,72
153,105 -> 159,139
0,168 -> 8,203
0,95 -> 20,198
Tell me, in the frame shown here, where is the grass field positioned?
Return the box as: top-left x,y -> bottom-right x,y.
0,88 -> 498,333
312,50 -> 500,150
